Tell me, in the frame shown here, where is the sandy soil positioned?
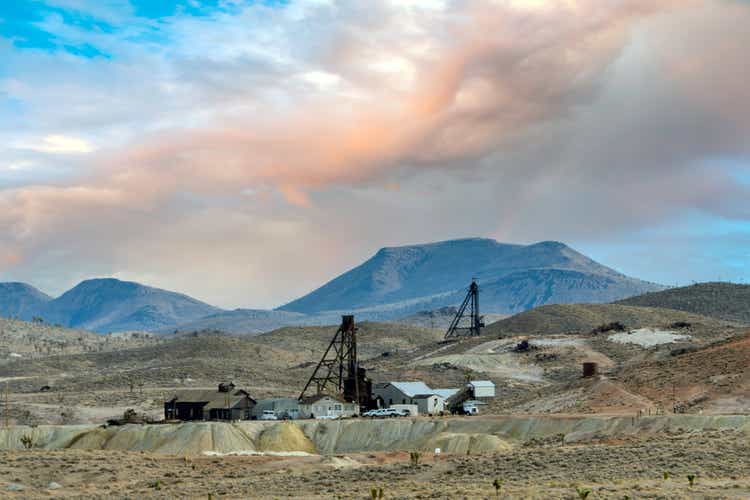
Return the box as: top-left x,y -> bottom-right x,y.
1,430 -> 748,498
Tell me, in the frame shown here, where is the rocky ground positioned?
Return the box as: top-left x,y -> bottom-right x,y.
1,429 -> 748,498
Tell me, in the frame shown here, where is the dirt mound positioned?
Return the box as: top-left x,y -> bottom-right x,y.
617,282 -> 750,324
258,422 -> 316,454
485,303 -> 731,336
425,432 -> 512,454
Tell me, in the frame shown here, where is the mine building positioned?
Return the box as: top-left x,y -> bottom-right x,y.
164,382 -> 256,421
373,381 -> 454,415
298,394 -> 359,419
467,380 -> 496,399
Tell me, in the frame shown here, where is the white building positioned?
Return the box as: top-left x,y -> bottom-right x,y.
468,380 -> 496,398
412,394 -> 445,415
298,395 -> 358,419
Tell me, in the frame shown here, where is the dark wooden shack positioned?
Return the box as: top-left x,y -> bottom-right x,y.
164,382 -> 256,421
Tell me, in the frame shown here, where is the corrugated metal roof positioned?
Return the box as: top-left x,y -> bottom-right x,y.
299,394 -> 345,405
468,380 -> 495,388
413,393 -> 443,400
389,381 -> 433,397
433,388 -> 460,399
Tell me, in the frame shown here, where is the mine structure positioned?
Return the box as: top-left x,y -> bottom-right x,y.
445,279 -> 485,339
298,315 -> 372,408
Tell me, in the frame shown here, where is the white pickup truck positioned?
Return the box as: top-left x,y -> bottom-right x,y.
258,410 -> 278,420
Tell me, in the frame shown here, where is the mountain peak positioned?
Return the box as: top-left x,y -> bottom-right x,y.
527,240 -> 568,250
0,281 -> 52,321
280,237 -> 663,316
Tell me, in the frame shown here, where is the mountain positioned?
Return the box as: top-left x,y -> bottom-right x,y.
616,282 -> 750,324
0,282 -> 52,321
279,238 -> 663,318
38,278 -> 221,333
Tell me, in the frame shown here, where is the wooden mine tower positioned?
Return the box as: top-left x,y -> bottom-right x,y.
298,315 -> 371,407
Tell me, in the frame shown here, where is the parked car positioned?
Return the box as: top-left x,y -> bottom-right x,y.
379,408 -> 405,418
362,409 -> 382,418
314,414 -> 340,420
259,410 -> 278,420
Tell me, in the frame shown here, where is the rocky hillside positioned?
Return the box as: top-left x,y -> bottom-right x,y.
280,238 -> 663,318
616,282 -> 750,324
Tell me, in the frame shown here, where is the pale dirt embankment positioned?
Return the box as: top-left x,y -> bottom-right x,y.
1,418 -> 749,499
1,414 -> 748,456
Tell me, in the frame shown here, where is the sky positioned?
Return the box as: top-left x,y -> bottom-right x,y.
0,0 -> 749,309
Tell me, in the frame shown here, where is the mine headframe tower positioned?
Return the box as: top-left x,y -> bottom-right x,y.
444,279 -> 484,339
298,315 -> 371,407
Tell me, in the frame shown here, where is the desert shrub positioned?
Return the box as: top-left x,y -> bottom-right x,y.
669,321 -> 691,329
409,451 -> 421,466
492,478 -> 503,497
687,474 -> 696,487
590,322 -> 626,334
576,486 -> 592,499
20,434 -> 34,449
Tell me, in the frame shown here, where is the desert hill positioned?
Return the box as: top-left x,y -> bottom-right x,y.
166,308 -> 329,335
279,238 -> 662,319
484,303 -> 735,336
250,321 -> 443,359
616,282 -> 750,324
0,316 -> 160,360
398,306 -> 508,330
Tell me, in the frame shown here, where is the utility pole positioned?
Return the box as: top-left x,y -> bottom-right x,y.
4,383 -> 9,428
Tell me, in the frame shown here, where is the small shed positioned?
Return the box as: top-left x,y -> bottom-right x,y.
468,380 -> 496,398
412,394 -> 445,415
298,394 -> 358,419
164,382 -> 256,421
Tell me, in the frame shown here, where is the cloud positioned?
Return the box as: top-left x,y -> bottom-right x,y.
0,0 -> 749,306
20,135 -> 95,154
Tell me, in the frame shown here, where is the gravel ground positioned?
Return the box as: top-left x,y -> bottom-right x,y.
1,430 -> 748,498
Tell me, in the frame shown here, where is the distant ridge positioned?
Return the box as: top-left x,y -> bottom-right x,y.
0,238 -> 666,333
279,238 -> 663,318
616,282 -> 750,324
0,278 -> 220,333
